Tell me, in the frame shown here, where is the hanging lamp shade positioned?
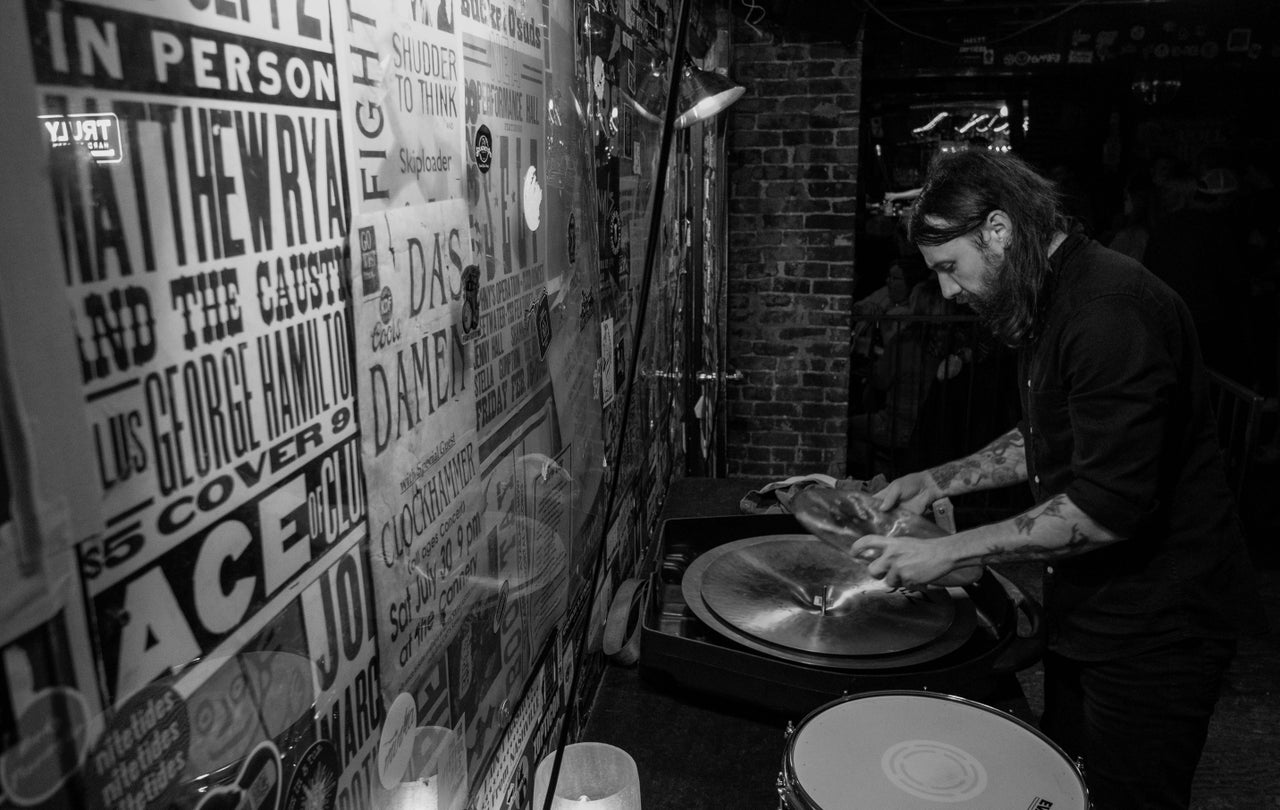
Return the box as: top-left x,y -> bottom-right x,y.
674,57 -> 744,129
630,53 -> 744,128
629,55 -> 666,123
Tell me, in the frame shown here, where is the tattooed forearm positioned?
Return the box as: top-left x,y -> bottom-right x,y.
980,524 -> 1096,564
1066,524 -> 1092,550
1013,494 -> 1068,535
949,493 -> 1123,568
981,543 -> 1064,564
929,428 -> 1027,497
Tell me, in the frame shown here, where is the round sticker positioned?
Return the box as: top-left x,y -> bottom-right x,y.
379,286 -> 394,324
377,693 -> 418,790
474,125 -> 492,174
522,166 -> 542,231
283,739 -> 339,810
0,688 -> 90,805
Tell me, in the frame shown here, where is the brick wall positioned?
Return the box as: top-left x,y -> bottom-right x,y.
725,24 -> 863,478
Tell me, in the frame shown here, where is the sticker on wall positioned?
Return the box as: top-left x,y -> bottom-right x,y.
607,204 -> 622,256
194,740 -> 281,810
282,740 -> 339,810
380,287 -> 395,325
460,264 -> 482,341
534,294 -> 553,360
359,225 -> 380,298
374,285 -> 400,347
377,693 -> 418,790
0,687 -> 90,805
38,112 -> 123,164
84,683 -> 190,810
437,0 -> 456,31
523,166 -> 543,231
474,125 -> 493,174
593,56 -> 607,108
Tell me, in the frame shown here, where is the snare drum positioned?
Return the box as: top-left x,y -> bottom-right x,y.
777,690 -> 1088,809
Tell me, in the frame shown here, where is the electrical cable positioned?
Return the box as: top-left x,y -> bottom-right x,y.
857,0 -> 1095,48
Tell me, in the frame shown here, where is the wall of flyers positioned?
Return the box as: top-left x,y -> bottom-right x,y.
0,0 -> 712,806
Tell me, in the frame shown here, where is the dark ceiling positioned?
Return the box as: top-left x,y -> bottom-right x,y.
731,0 -> 1278,47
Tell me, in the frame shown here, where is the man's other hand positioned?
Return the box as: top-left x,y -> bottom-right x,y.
874,470 -> 943,515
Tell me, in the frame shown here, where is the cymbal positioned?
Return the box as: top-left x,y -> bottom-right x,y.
699,535 -> 955,657
791,488 -> 983,587
680,535 -> 979,669
792,488 -> 945,553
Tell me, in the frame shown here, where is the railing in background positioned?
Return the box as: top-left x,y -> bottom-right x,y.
1205,368 -> 1265,513
847,312 -> 1031,526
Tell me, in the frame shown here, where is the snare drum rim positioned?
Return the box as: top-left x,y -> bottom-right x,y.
781,689 -> 1089,810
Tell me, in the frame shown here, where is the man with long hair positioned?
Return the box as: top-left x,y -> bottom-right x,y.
851,149 -> 1266,809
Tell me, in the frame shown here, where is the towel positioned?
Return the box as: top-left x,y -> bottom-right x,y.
739,473 -> 889,515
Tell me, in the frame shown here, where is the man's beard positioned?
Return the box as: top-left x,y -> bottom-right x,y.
959,248 -> 1016,335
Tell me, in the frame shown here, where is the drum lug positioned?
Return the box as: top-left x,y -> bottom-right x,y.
775,773 -> 787,808
784,721 -> 796,739
1075,756 -> 1086,776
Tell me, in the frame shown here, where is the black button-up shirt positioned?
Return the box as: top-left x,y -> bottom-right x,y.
1018,234 -> 1265,659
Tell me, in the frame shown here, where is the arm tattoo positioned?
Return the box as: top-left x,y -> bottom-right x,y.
981,523 -> 1093,564
977,495 -> 1111,565
1066,524 -> 1092,550
1013,494 -> 1067,535
981,543 -> 1060,564
930,428 -> 1027,496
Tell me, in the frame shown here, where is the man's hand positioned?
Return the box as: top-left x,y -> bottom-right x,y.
855,493 -> 1126,588
874,471 -> 942,515
851,534 -> 958,590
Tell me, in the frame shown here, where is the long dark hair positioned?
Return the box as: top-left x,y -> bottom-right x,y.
907,150 -> 1068,346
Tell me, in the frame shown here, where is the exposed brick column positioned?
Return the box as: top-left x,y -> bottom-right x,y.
725,26 -> 863,478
